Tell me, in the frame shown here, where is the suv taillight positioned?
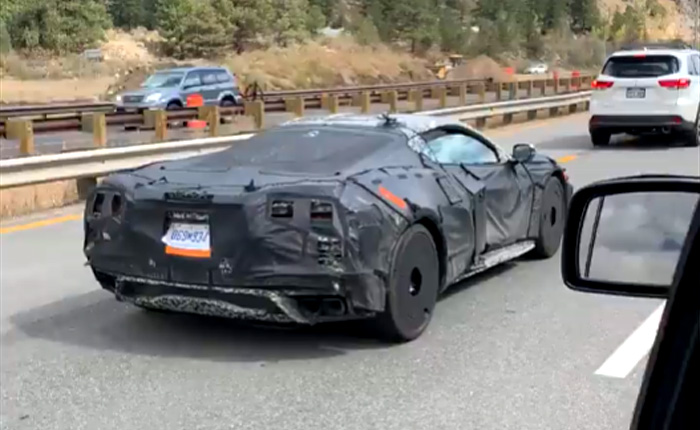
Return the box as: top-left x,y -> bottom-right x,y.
658,78 -> 690,89
591,80 -> 614,90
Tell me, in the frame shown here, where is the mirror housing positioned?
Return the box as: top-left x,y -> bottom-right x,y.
511,143 -> 536,163
561,175 -> 700,298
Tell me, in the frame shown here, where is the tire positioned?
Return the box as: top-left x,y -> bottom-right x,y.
532,177 -> 566,259
220,97 -> 237,107
166,101 -> 182,111
684,111 -> 700,147
372,224 -> 440,343
591,130 -> 611,147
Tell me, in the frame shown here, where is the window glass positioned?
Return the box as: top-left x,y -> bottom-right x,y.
602,55 -> 680,78
216,72 -> 232,83
201,71 -> 218,85
690,55 -> 700,76
424,133 -> 498,164
183,72 -> 202,87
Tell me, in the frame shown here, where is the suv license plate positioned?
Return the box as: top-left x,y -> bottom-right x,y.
626,88 -> 646,99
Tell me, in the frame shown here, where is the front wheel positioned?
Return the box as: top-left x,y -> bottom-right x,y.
532,177 -> 566,259
372,224 -> 440,343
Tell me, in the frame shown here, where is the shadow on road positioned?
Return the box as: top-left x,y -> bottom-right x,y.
535,132 -> 693,152
7,289 -> 390,363
6,259 -> 522,363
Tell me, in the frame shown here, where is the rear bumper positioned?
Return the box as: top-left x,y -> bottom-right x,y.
92,268 -> 384,324
589,115 -> 695,134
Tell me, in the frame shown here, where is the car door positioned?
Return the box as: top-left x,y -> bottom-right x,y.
180,71 -> 205,106
422,128 -> 533,251
199,69 -> 222,105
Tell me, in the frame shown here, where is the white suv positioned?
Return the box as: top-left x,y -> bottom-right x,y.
589,46 -> 700,147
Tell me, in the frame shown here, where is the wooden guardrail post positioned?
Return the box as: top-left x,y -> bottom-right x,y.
475,117 -> 487,130
6,118 -> 34,155
495,83 -> 503,101
438,87 -> 448,108
328,94 -> 340,114
249,100 -> 264,129
553,78 -> 560,94
457,84 -> 467,105
198,106 -> 220,137
410,90 -> 423,112
144,110 -> 168,141
527,109 -> 538,121
387,91 -> 398,113
285,97 -> 305,117
540,80 -> 547,96
508,82 -> 518,100
473,83 -> 486,103
360,91 -> 371,114
526,80 -> 534,98
81,113 -> 107,148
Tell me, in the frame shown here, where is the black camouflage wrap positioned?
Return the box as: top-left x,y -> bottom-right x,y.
84,114 -> 572,324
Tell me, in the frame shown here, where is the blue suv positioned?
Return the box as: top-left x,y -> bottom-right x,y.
115,67 -> 243,111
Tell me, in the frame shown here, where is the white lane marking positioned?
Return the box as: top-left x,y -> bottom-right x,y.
595,303 -> 666,379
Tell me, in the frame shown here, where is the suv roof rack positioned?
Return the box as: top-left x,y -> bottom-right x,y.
619,41 -> 694,51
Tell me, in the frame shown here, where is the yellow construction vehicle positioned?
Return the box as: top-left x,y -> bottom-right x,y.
431,54 -> 465,80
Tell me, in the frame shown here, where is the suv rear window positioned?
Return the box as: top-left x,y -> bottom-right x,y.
602,55 -> 680,78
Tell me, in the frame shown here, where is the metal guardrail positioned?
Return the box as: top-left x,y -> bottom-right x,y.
0,74 -> 593,127
0,91 -> 591,190
0,78 -> 491,120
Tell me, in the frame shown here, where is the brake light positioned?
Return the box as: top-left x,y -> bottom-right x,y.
658,78 -> 690,89
591,80 -> 614,89
310,200 -> 333,221
271,200 -> 294,218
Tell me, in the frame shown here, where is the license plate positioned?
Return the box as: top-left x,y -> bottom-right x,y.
162,223 -> 211,258
626,88 -> 646,99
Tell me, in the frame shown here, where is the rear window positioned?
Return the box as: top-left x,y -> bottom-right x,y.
213,126 -> 403,174
602,55 -> 680,78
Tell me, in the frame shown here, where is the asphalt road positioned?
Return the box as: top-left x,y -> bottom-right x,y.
1,114 -> 699,430
0,87 -> 549,159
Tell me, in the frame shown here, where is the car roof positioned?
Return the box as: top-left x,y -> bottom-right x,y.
281,113 -> 474,136
610,49 -> 697,58
154,66 -> 229,73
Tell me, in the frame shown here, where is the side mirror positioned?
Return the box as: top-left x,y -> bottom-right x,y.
511,143 -> 536,163
561,175 -> 700,298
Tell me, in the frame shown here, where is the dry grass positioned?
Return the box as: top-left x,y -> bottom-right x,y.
224,36 -> 433,90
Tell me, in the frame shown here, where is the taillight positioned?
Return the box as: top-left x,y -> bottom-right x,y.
92,192 -> 105,217
310,200 -> 333,221
591,80 -> 614,90
270,200 -> 294,218
658,78 -> 690,89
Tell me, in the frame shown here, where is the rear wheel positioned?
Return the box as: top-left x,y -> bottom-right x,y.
591,130 -> 611,147
220,96 -> 237,107
685,111 -> 700,147
372,224 -> 439,343
166,101 -> 182,111
532,177 -> 566,259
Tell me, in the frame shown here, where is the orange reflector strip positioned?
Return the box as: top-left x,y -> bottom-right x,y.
165,246 -> 211,258
378,186 -> 407,210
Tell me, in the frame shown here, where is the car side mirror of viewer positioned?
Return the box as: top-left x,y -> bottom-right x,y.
561,175 -> 700,299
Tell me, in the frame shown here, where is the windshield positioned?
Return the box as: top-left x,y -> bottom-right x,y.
141,72 -> 184,88
602,55 -> 680,78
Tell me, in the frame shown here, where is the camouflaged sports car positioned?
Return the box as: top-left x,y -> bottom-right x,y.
84,114 -> 572,342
